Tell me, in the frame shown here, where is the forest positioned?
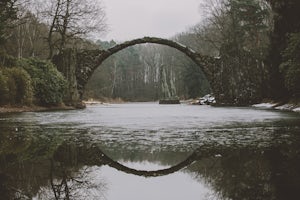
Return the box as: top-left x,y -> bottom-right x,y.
0,0 -> 299,106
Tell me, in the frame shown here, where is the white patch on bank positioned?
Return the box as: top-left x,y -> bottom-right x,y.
252,103 -> 277,108
293,107 -> 300,112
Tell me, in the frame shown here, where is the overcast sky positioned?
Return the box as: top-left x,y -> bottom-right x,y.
101,0 -> 203,42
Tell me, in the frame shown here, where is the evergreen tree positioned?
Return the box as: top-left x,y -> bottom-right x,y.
0,0 -> 18,44
266,0 -> 300,99
280,33 -> 300,97
215,0 -> 270,104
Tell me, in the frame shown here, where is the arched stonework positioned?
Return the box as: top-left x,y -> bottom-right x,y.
77,37 -> 219,98
54,37 -> 219,101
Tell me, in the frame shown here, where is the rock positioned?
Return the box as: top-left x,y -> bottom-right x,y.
199,94 -> 216,105
159,99 -> 180,104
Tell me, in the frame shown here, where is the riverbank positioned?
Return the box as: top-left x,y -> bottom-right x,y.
2,99 -> 299,114
83,98 -> 125,105
252,100 -> 300,113
0,104 -> 77,114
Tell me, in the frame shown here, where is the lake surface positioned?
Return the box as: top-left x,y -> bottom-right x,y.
0,103 -> 300,200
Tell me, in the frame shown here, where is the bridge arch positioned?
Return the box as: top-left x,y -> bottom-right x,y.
53,37 -> 218,102
76,37 -> 218,98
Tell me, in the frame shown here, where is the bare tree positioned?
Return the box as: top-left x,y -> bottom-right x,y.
35,0 -> 107,59
3,1 -> 50,58
193,0 -> 229,55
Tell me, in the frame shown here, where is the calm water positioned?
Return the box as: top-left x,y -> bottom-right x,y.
0,103 -> 300,200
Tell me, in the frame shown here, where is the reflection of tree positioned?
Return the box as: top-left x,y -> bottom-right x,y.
0,127 -> 62,199
190,148 -> 274,199
36,160 -> 107,200
50,160 -> 70,200
188,144 -> 300,200
1,128 -> 300,200
0,130 -> 109,200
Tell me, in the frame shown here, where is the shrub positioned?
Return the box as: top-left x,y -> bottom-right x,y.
0,70 -> 9,105
0,51 -> 18,67
8,68 -> 33,104
0,67 -> 33,105
18,58 -> 67,105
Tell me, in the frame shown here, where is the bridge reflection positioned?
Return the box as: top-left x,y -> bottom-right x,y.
49,142 -> 213,199
1,128 -> 300,200
53,142 -> 221,178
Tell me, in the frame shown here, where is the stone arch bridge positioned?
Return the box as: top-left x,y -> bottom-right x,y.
53,37 -> 220,104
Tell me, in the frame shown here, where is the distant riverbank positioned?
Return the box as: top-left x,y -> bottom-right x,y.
0,104 -> 77,113
1,99 -> 300,114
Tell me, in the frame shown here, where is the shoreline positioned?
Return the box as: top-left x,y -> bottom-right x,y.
252,102 -> 300,113
0,105 -> 77,114
1,100 -> 299,114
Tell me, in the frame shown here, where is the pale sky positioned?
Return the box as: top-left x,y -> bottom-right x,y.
101,0 -> 203,41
